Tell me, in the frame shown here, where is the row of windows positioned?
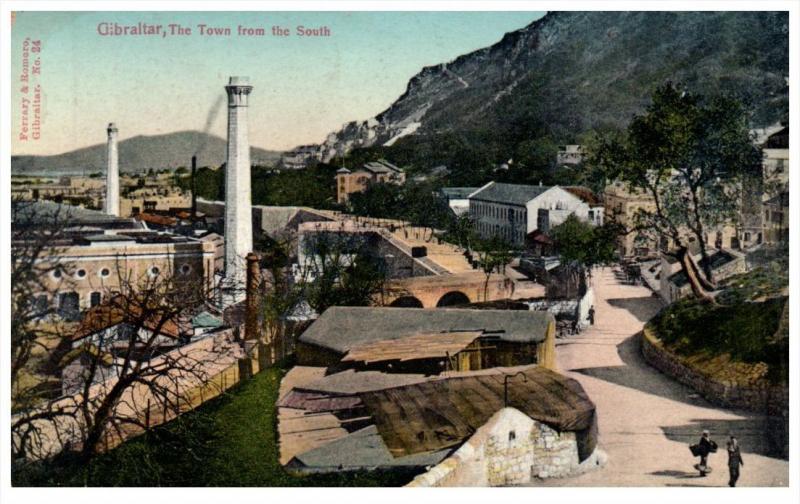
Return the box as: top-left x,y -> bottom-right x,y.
475,221 -> 525,244
472,202 -> 525,223
51,264 -> 193,281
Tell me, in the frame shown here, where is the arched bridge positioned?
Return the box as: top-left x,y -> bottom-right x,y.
379,271 -> 516,309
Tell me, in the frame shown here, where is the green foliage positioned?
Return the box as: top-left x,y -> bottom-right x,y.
300,233 -> 389,313
12,368 -> 413,487
550,215 -> 620,268
653,297 -> 786,373
348,180 -> 454,232
176,164 -> 341,210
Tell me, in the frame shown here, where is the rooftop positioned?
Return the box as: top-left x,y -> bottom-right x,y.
299,306 -> 554,354
361,366 -> 595,457
469,182 -> 551,205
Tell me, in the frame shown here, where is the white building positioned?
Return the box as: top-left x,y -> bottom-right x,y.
468,182 -> 593,246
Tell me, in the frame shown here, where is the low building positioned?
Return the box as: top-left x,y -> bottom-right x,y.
279,365 -> 599,484
763,191 -> 789,245
556,145 -> 584,166
468,182 -> 592,246
659,247 -> 746,302
296,306 -> 556,372
336,159 -> 406,204
439,187 -> 479,217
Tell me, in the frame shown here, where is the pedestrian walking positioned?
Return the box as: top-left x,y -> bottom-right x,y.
727,435 -> 744,487
690,429 -> 717,476
588,306 -> 595,325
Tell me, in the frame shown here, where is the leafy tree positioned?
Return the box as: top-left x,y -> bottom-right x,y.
588,83 -> 762,302
550,215 -> 620,268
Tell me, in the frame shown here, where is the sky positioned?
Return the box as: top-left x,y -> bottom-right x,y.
10,11 -> 545,155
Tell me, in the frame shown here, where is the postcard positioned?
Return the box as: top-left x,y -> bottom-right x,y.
2,1 -> 796,499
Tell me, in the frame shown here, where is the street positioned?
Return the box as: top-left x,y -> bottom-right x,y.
532,266 -> 789,487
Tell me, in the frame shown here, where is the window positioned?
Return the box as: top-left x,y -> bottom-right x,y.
76,269 -> 87,279
180,264 -> 192,275
52,269 -> 62,280
149,266 -> 160,277
90,292 -> 102,307
99,268 -> 111,278
509,431 -> 516,441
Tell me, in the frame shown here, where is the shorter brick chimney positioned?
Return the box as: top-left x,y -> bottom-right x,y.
244,252 -> 261,341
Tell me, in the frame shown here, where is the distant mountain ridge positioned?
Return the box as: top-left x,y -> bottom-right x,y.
11,131 -> 282,176
311,11 -> 789,163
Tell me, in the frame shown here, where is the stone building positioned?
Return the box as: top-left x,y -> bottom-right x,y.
468,182 -> 592,246
279,365 -> 600,485
335,159 -> 406,204
13,201 -> 216,317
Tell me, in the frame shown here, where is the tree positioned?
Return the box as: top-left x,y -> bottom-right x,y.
588,84 -> 762,302
11,203 -> 232,466
550,215 -> 620,268
473,234 -> 516,302
297,229 -> 390,313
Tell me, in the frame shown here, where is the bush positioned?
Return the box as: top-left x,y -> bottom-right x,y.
652,297 -> 786,367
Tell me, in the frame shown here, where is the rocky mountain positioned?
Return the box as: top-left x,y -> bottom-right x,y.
11,131 -> 282,176
312,11 -> 788,164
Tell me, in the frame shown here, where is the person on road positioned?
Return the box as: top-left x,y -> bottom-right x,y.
588,306 -> 595,325
694,430 -> 717,476
727,435 -> 744,487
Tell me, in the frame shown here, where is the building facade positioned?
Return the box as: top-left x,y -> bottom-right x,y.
336,159 -> 405,204
468,182 -> 591,246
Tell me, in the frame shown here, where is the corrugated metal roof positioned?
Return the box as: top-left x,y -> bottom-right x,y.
341,331 -> 481,364
469,182 -> 551,205
359,366 -> 595,457
290,425 -> 451,471
299,307 -> 553,354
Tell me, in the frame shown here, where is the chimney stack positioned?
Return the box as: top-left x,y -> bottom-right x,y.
244,252 -> 260,341
105,123 -> 119,216
191,155 -> 197,219
223,76 -> 254,304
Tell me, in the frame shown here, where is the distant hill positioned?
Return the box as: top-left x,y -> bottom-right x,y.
11,131 -> 282,176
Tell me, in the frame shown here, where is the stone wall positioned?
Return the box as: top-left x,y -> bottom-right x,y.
641,326 -> 775,411
407,407 -> 602,487
641,325 -> 789,457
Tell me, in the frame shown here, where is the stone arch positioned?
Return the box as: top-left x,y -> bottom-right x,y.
436,291 -> 471,308
389,296 -> 424,308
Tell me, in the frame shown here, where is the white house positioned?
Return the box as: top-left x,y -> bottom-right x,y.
468,182 -> 592,245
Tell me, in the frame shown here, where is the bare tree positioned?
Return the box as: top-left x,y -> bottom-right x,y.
11,204 -> 240,466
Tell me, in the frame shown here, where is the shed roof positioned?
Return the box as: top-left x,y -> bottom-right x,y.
72,296 -> 185,341
359,366 -> 595,457
289,425 -> 451,471
341,331 -> 481,364
468,182 -> 551,205
300,306 -> 554,354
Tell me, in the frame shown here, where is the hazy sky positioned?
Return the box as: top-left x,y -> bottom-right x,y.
11,11 -> 544,155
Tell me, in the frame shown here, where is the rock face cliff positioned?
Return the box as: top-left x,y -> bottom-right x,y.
314,11 -> 788,163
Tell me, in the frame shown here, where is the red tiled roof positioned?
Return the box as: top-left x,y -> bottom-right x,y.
72,296 -> 185,341
135,213 -> 177,226
564,186 -> 600,206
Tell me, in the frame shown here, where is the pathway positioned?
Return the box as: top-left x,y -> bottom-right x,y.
533,266 -> 788,487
